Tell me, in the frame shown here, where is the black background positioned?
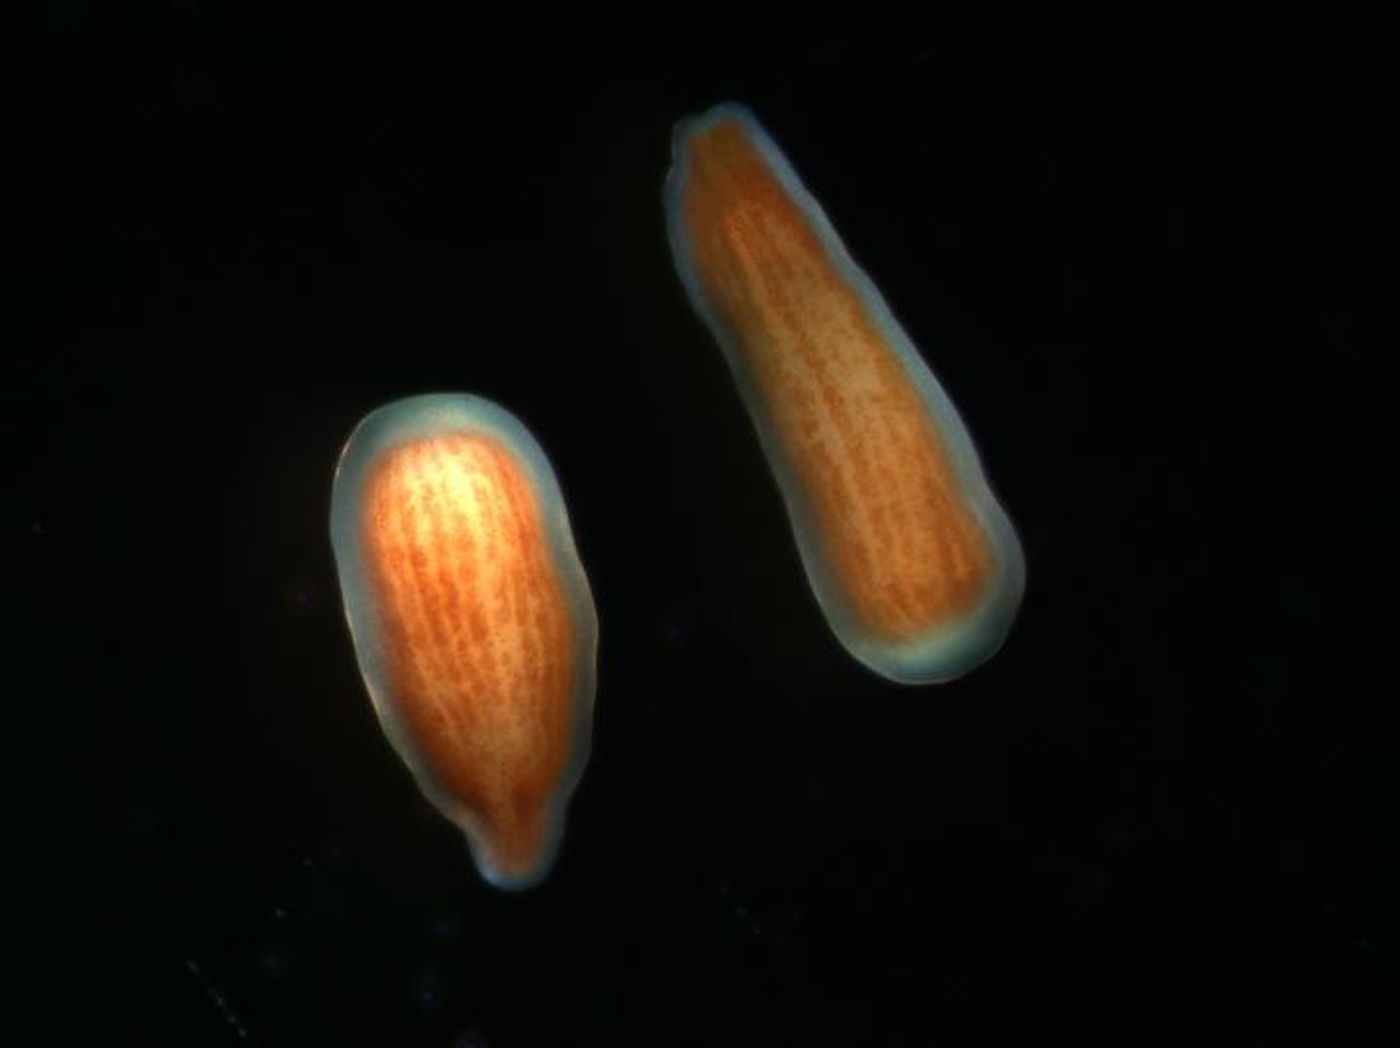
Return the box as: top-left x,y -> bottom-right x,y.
13,9 -> 1391,1046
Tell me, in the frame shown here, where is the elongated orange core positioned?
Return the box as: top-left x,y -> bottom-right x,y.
361,432 -> 575,879
679,118 -> 994,640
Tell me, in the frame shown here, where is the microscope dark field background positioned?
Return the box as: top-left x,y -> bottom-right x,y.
13,12 -> 1392,1046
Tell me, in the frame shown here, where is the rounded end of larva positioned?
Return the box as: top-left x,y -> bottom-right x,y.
864,616 -> 1018,686
845,542 -> 1027,687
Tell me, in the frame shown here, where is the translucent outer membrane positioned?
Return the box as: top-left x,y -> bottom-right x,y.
665,103 -> 1025,683
330,394 -> 597,888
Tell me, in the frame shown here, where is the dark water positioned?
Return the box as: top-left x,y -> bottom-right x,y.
13,12 -> 1391,1046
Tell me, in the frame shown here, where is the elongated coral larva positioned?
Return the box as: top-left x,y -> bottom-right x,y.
665,104 -> 1025,683
330,394 -> 597,888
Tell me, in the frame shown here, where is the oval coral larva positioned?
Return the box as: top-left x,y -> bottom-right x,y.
330,394 -> 597,888
665,104 -> 1024,683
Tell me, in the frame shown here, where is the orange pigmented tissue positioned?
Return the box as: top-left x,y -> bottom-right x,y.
665,104 -> 1025,683
331,395 -> 597,889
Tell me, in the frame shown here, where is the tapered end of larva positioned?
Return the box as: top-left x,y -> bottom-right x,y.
669,101 -> 761,158
464,805 -> 562,892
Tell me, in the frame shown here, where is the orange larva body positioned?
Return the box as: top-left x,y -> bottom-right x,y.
665,105 -> 1024,682
331,395 -> 596,888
